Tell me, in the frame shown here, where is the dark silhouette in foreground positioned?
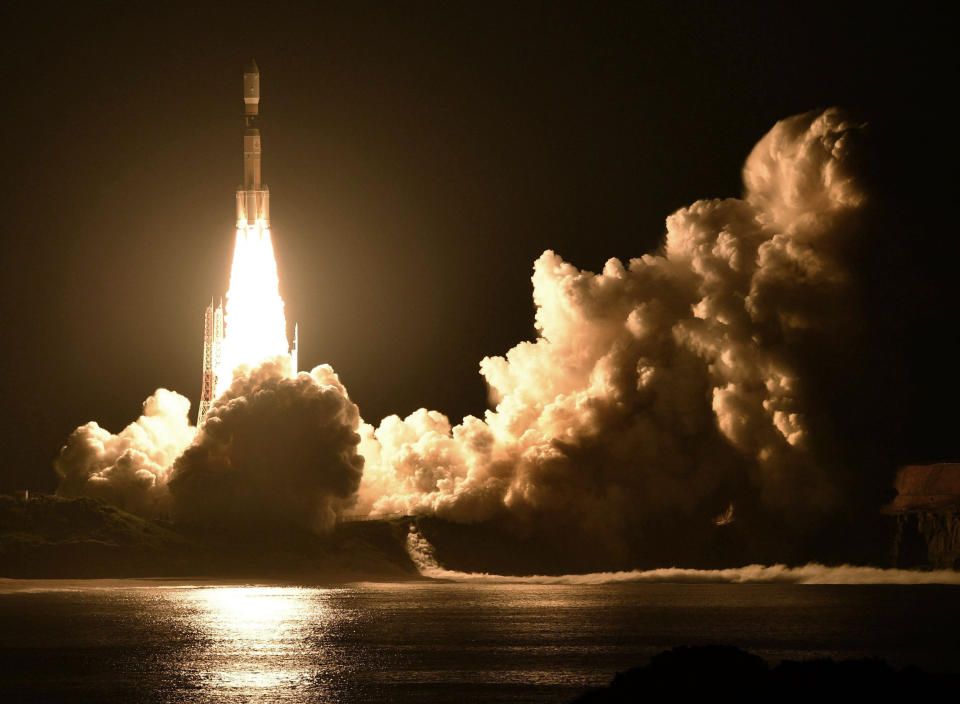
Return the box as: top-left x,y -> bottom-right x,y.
572,645 -> 958,701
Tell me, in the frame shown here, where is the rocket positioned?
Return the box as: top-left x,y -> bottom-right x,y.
237,59 -> 269,228
198,60 -> 297,427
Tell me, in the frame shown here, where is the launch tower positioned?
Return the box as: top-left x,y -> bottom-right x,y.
197,299 -> 223,423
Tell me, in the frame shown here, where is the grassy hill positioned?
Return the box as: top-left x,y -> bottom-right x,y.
0,494 -> 418,580
0,494 -> 200,577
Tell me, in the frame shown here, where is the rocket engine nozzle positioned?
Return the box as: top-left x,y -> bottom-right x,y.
237,188 -> 270,228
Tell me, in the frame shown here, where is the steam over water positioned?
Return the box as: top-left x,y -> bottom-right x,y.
1,580 -> 958,702
405,530 -> 960,585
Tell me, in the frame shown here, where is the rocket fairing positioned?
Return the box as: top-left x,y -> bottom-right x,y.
237,59 -> 269,227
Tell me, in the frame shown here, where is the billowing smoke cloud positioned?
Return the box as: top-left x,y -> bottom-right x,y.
357,109 -> 873,561
56,108 -> 900,566
57,359 -> 364,533
55,389 -> 195,516
169,359 -> 364,532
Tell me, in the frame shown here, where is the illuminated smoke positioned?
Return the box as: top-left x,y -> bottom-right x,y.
57,108 -> 898,561
56,218 -> 304,523
217,222 -> 293,395
57,360 -> 364,533
55,389 -> 195,516
357,108 -> 871,559
169,359 -> 364,533
54,221 -> 316,527
405,529 -> 960,584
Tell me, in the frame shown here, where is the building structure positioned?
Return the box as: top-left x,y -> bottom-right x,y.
197,299 -> 224,424
886,463 -> 960,569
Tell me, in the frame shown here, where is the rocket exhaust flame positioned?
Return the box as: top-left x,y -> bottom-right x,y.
217,222 -> 292,397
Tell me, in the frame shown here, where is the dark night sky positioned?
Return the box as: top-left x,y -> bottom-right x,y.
1,2 -> 955,492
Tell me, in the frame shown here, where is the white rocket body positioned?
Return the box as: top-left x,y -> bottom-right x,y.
236,59 -> 269,227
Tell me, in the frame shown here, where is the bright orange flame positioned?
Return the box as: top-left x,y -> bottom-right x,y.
216,221 -> 293,395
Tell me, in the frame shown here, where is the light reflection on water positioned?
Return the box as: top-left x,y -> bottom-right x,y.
1,581 -> 959,703
183,587 -> 326,696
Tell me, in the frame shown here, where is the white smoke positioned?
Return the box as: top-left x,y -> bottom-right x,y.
56,108 -> 908,566
169,358 -> 364,532
56,360 -> 364,533
406,530 -> 960,585
356,109 -> 869,557
55,389 -> 195,516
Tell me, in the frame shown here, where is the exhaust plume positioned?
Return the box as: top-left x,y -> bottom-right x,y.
55,389 -> 195,516
57,361 -> 364,533
170,359 -> 364,532
405,530 -> 960,585
56,108 -> 915,567
357,109 -> 876,562
217,224 -> 292,396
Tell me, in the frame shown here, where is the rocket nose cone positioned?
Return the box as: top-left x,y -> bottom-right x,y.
244,58 -> 259,75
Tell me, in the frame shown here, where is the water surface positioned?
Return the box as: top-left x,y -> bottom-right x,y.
1,580 -> 958,702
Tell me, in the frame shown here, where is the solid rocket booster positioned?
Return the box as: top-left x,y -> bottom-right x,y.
237,59 -> 269,227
